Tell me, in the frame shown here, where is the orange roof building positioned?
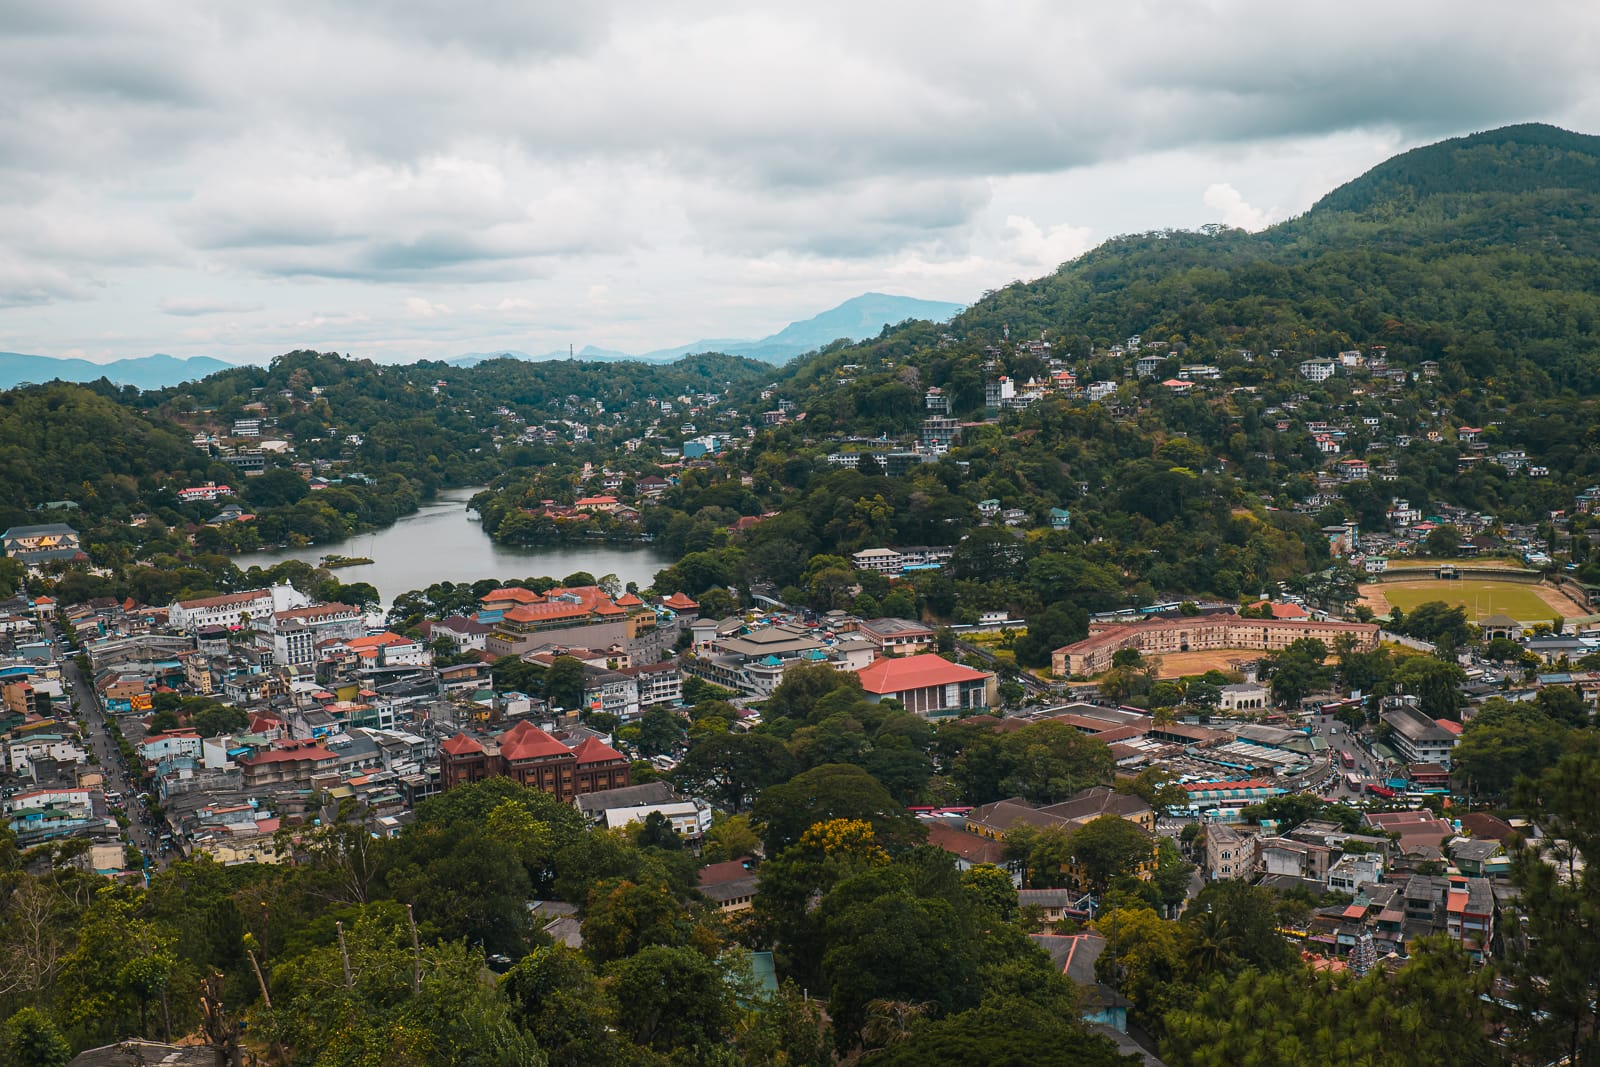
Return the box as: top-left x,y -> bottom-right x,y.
855,653 -> 995,717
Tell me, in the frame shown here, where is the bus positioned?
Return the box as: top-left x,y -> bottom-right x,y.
1366,783 -> 1398,799
1339,751 -> 1356,770
1344,773 -> 1363,792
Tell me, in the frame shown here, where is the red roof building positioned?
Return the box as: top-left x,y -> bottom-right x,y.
438,722 -> 630,799
855,653 -> 995,717
658,592 -> 699,615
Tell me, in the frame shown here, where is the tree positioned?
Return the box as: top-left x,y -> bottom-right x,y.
1396,600 -> 1472,647
751,764 -> 923,856
544,655 -> 587,710
1093,905 -> 1187,1029
1264,638 -> 1330,706
764,662 -> 865,724
1,1009 -> 71,1067
1393,655 -> 1467,720
633,707 -> 683,757
502,945 -> 625,1066
1069,815 -> 1156,897
1535,684 -> 1589,727
1163,937 -> 1495,1067
996,721 -> 1115,804
673,732 -> 798,812
1179,881 -> 1297,978
859,996 -> 1135,1066
581,878 -> 687,964
700,812 -> 760,863
1424,523 -> 1463,557
605,945 -> 739,1055
819,869 -> 977,1052
1504,749 -> 1600,1065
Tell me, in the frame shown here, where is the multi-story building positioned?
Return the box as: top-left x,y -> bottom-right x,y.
850,548 -> 903,574
169,586 -> 307,632
855,617 -> 936,656
482,586 -> 670,663
620,662 -> 683,707
437,722 -> 631,799
921,416 -> 961,453
1053,615 -> 1379,677
1381,705 -> 1459,769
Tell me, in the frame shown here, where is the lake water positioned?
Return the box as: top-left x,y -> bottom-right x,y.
232,487 -> 674,606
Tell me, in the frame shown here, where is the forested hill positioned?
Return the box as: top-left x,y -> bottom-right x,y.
776,122 -> 1600,404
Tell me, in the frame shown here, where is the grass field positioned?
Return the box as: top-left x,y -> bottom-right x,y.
1365,579 -> 1574,622
1146,650 -> 1262,679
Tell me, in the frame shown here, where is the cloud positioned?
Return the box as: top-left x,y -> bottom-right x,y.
0,258 -> 92,308
161,296 -> 264,316
1003,216 -> 1093,269
0,3 -> 1598,356
1202,184 -> 1271,231
404,297 -> 452,318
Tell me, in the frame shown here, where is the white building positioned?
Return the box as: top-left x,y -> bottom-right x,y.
1217,683 -> 1270,713
1299,359 -> 1337,382
168,588 -> 277,631
851,548 -> 904,574
603,800 -> 713,839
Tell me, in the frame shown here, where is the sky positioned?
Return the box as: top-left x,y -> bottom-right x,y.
3,2 -> 1600,365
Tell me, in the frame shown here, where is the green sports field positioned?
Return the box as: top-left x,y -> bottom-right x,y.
1371,579 -> 1569,623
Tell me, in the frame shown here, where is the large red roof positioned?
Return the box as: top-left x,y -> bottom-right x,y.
855,653 -> 991,694
503,601 -> 594,624
440,733 -> 485,757
482,587 -> 543,605
659,592 -> 698,611
498,721 -> 570,761
571,736 -> 627,765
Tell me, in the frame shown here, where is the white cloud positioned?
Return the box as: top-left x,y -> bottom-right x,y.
1002,216 -> 1093,269
1202,183 -> 1272,231
161,296 -> 264,316
0,2 -> 1597,360
404,297 -> 452,318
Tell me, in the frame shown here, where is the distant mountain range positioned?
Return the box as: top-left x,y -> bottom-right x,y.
0,292 -> 965,389
446,292 -> 964,367
0,352 -> 236,391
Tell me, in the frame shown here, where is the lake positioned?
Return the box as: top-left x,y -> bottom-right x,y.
232,487 -> 675,606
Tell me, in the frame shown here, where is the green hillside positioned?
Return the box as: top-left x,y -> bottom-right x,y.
778,123 -> 1600,412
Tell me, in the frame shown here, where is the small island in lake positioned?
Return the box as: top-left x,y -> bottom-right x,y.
320,554 -> 374,569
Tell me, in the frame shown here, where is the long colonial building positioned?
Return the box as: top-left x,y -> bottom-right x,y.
1052,615 -> 1380,676
438,721 -> 631,799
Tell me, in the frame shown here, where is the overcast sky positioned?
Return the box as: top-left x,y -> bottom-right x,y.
3,2 -> 1599,365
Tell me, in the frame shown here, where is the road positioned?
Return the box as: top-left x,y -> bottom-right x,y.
1304,710 -> 1395,801
50,622 -> 165,871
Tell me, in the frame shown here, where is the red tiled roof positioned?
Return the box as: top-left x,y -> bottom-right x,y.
503,601 -> 594,624
660,592 -> 698,611
347,631 -> 412,650
572,736 -> 627,765
175,588 -> 271,611
440,733 -> 485,757
615,593 -> 644,607
498,721 -> 570,761
698,858 -> 757,887
856,653 -> 991,694
481,587 -> 543,605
